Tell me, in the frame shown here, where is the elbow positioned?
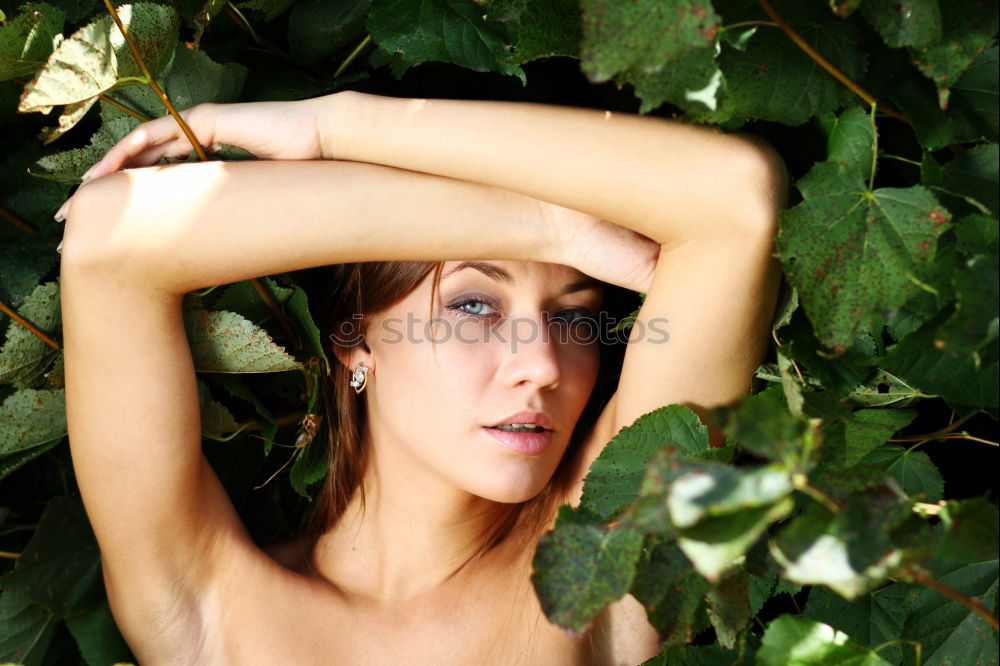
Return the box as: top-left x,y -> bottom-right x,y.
59,173 -> 130,273
733,135 -> 787,239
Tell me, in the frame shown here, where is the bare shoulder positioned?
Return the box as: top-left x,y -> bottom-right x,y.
591,594 -> 662,665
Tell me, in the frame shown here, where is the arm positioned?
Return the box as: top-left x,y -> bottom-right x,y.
60,161 -> 575,658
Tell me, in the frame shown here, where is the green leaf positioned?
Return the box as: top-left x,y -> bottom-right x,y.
821,106 -> 875,183
630,538 -> 710,645
65,598 -> 134,666
860,0 -> 941,49
0,240 -> 59,310
579,404 -> 709,521
183,308 -> 301,373
277,274 -> 329,366
0,282 -> 60,389
804,584 -> 913,666
758,615 -> 893,665
696,0 -> 866,126
711,392 -> 815,469
367,0 -> 525,82
847,369 -> 923,408
580,0 -> 717,83
949,46 -> 998,143
923,143 -> 999,217
706,570 -> 750,649
819,407 -> 918,469
31,115 -> 138,183
954,214 -> 999,258
619,45 -> 724,114
909,0 -> 998,109
288,0 -> 371,64
884,310 -> 999,410
578,0 -> 721,112
0,496 -> 103,618
777,161 -> 951,351
0,3 -> 65,81
532,520 -> 644,632
0,590 -> 58,666
0,388 -> 66,456
211,277 -> 295,326
666,463 -> 794,529
858,444 -> 944,501
773,486 -> 915,598
511,0 -> 581,63
936,498 -> 1000,564
902,560 -> 998,663
0,439 -> 61,481
18,3 -> 181,137
159,42 -> 248,111
234,0 -> 296,21
197,380 -> 242,439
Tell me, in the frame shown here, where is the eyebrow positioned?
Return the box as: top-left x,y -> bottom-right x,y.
442,261 -> 603,295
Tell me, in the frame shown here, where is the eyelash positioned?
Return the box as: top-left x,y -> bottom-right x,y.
446,297 -> 596,325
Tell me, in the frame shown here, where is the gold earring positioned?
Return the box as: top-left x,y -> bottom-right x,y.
349,364 -> 370,394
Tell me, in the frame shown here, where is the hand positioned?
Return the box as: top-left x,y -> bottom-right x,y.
83,97 -> 332,181
546,203 -> 660,294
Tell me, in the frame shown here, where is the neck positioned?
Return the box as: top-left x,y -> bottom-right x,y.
310,432 -> 521,605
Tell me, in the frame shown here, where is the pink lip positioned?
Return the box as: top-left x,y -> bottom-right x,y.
482,427 -> 554,456
489,410 -> 554,431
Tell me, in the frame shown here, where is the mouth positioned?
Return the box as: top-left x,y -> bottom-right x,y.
482,425 -> 554,456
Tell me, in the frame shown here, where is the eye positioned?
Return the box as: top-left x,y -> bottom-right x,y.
550,307 -> 596,325
448,297 -> 500,318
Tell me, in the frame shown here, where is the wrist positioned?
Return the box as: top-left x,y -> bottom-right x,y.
317,90 -> 376,161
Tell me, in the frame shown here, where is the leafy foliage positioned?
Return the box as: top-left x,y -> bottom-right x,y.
0,0 -> 996,663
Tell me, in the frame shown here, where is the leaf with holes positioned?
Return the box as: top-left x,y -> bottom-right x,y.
0,282 -> 60,389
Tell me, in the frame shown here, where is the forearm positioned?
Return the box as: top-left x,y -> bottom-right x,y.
62,159 -> 557,294
322,92 -> 785,245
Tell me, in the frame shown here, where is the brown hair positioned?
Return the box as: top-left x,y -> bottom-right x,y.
306,261 -> 637,544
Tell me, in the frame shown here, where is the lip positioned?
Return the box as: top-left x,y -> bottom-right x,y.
488,410 -> 554,431
482,426 -> 554,457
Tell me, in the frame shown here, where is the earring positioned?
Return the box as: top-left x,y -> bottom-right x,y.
349,364 -> 370,394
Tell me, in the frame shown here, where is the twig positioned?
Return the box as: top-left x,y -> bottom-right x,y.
334,35 -> 372,78
0,205 -> 37,234
223,4 -> 328,79
755,0 -> 908,123
103,0 -> 207,160
99,94 -> 151,122
889,416 -> 971,442
0,551 -> 21,559
0,298 -> 60,350
907,566 -> 1000,631
792,473 -> 840,513
251,279 -> 300,349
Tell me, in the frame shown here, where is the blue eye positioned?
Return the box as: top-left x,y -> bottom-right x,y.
449,298 -> 499,318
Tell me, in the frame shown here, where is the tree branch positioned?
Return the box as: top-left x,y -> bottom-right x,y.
755,0 -> 908,123
0,205 -> 38,235
907,566 -> 1000,631
0,298 -> 60,350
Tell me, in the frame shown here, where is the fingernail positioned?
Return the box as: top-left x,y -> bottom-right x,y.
80,166 -> 95,183
54,200 -> 70,222
56,240 -> 63,255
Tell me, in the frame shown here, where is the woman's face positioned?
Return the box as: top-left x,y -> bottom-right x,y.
355,260 -> 604,503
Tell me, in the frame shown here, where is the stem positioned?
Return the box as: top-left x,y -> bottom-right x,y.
0,299 -> 60,350
755,0 -> 908,123
873,639 -> 922,666
223,4 -> 328,79
722,20 -> 779,31
103,0 -> 207,161
868,102 -> 878,192
334,35 -> 372,78
99,94 -> 151,122
880,153 -> 922,167
793,473 -> 840,513
0,551 -> 21,559
0,205 -> 37,234
889,416 -> 971,442
251,279 -> 299,349
907,566 -> 1000,631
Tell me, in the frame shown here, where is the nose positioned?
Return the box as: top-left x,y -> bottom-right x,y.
500,317 -> 561,390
